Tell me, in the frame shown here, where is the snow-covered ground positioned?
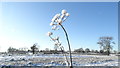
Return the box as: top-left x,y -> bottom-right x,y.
0,54 -> 118,66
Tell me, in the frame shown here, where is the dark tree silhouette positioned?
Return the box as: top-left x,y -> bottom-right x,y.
85,48 -> 90,53
100,50 -> 104,53
31,43 -> 39,54
74,48 -> 84,53
8,47 -> 17,53
95,50 -> 99,53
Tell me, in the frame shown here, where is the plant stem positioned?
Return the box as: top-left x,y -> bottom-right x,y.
49,36 -> 69,65
60,24 -> 73,68
60,47 -> 70,65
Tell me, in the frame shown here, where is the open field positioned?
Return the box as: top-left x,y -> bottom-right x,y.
0,54 -> 119,66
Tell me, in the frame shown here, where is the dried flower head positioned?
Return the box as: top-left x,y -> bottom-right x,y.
52,25 -> 57,30
47,32 -> 53,36
60,14 -> 65,19
58,19 -> 62,24
51,17 -> 56,22
52,14 -> 61,22
61,10 -> 67,14
56,13 -> 61,17
48,9 -> 70,66
50,22 -> 54,26
66,13 -> 70,16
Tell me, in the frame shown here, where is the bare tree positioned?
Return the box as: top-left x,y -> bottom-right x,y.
97,36 -> 115,56
8,47 -> 17,53
31,43 -> 39,54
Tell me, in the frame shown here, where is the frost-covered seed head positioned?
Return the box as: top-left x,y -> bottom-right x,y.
63,17 -> 67,21
50,22 -> 54,26
52,25 -> 57,30
51,17 -> 56,22
47,32 -> 53,36
51,14 -> 59,22
54,14 -> 58,19
61,10 -> 67,14
53,14 -> 60,20
60,14 -> 65,19
58,19 -> 62,24
56,13 -> 61,17
55,19 -> 58,23
66,13 -> 70,16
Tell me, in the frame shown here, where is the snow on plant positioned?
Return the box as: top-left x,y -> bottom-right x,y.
47,31 -> 69,66
47,9 -> 73,68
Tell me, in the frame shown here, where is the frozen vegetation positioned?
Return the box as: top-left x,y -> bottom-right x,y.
0,54 -> 118,66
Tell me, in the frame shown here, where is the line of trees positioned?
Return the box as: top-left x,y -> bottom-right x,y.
74,36 -> 118,55
8,47 -> 28,54
74,48 -> 99,54
6,36 -> 119,55
7,43 -> 64,54
7,43 -> 39,54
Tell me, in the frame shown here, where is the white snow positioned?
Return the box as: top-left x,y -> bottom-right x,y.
0,54 -> 118,66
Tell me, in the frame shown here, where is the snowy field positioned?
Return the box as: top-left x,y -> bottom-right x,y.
0,54 -> 119,66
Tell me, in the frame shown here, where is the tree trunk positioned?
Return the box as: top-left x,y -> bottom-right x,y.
33,49 -> 35,54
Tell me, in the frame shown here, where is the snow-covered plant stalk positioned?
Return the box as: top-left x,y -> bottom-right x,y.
47,32 -> 69,65
47,10 -> 73,68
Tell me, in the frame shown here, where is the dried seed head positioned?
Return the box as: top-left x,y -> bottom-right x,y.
47,32 -> 53,36
52,25 -> 57,30
61,10 -> 67,14
66,13 -> 70,16
58,19 -> 62,24
50,22 -> 54,26
60,14 -> 65,19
